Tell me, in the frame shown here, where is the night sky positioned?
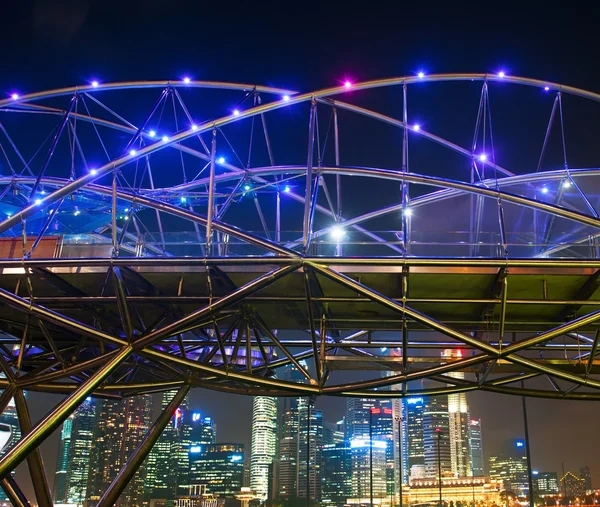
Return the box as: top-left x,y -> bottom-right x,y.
2,0 -> 600,499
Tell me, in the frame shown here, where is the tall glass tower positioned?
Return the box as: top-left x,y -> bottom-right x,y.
250,396 -> 278,500
297,398 -> 323,501
402,397 -> 425,482
423,396 -> 451,479
277,363 -> 306,500
443,349 -> 472,477
86,395 -> 152,507
146,390 -> 192,504
54,414 -> 73,502
53,397 -> 97,505
469,418 -> 484,477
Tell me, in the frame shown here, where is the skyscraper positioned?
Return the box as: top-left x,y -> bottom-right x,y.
189,443 -> 245,495
423,396 -> 451,479
488,440 -> 529,495
297,398 -> 323,501
580,466 -> 592,492
250,396 -> 278,500
443,349 -> 471,477
86,395 -> 152,507
402,397 -> 425,483
345,398 -> 379,441
322,443 -> 351,505
57,397 -> 97,505
147,391 -> 194,505
54,414 -> 73,503
349,438 -> 388,501
277,363 -> 305,500
469,418 -> 484,477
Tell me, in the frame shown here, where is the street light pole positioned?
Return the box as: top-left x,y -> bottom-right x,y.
396,414 -> 404,507
370,408 -> 374,507
437,428 -> 443,507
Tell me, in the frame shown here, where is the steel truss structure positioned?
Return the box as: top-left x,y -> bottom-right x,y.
0,74 -> 599,504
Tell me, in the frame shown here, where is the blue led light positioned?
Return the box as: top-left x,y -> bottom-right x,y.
190,446 -> 202,453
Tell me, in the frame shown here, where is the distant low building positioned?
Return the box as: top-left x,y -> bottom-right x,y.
533,471 -> 559,496
407,477 -> 502,506
561,472 -> 586,502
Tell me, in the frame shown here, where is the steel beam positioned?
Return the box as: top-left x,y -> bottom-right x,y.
13,390 -> 52,507
1,476 -> 31,507
0,345 -> 132,479
96,385 -> 190,507
134,263 -> 299,347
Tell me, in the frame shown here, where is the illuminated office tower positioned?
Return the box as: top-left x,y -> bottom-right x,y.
423,396 -> 451,479
470,418 -> 484,477
345,398 -> 379,440
56,397 -> 96,505
54,414 -> 73,503
442,349 -> 472,477
349,439 -> 388,501
146,391 -> 193,504
297,398 -> 323,501
277,362 -> 306,499
402,397 -> 425,482
322,442 -> 351,504
189,443 -> 245,496
86,395 -> 152,507
250,396 -> 278,500
488,439 -> 529,496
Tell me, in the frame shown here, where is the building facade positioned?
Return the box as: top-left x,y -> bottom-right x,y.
469,418 -> 484,477
443,349 -> 472,478
189,443 -> 244,496
533,471 -> 559,496
146,391 -> 195,505
297,398 -> 323,501
86,395 -> 152,507
322,443 -> 351,505
348,439 -> 387,502
488,440 -> 529,496
250,396 -> 278,500
403,397 -> 425,483
423,396 -> 451,479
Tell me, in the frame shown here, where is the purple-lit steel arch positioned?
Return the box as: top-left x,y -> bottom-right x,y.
0,75 -> 600,503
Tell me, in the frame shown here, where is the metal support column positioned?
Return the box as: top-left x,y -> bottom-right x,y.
13,390 -> 52,507
97,384 -> 190,507
437,429 -> 443,507
206,128 -> 217,255
370,407 -> 374,507
397,415 -> 404,507
1,475 -> 31,507
303,98 -> 317,253
0,346 -> 132,479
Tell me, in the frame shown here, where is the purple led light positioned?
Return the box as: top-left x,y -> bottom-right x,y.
233,109 -> 240,116
344,81 -> 352,89
283,95 -> 290,102
11,93 -> 19,100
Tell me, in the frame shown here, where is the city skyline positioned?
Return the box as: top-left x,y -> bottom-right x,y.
9,387 -> 600,499
36,385 -> 597,507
